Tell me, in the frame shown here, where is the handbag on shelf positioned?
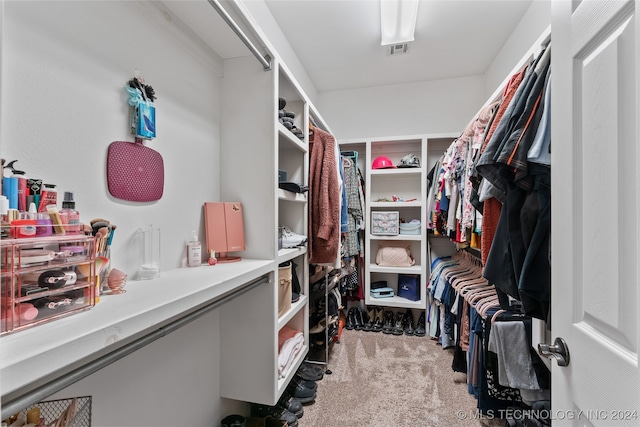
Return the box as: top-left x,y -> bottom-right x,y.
375,243 -> 415,267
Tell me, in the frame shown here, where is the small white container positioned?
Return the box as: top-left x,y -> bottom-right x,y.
187,230 -> 202,267
399,220 -> 421,235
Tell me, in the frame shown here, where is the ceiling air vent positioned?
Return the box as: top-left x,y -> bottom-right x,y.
388,43 -> 409,56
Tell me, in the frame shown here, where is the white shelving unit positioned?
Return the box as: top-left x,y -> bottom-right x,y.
218,57 -> 312,405
339,134 -> 457,310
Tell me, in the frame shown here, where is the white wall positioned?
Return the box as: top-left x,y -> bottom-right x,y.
1,1 -> 222,278
484,0 -> 551,98
1,1 -> 242,425
238,0 -> 319,103
316,75 -> 486,140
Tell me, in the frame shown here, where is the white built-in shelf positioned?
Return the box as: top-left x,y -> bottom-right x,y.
277,189 -> 307,202
370,234 -> 422,241
0,259 -> 273,397
277,247 -> 308,264
365,295 -> 425,309
369,264 -> 422,275
278,123 -> 307,152
277,295 -> 308,330
370,201 -> 421,208
370,168 -> 421,176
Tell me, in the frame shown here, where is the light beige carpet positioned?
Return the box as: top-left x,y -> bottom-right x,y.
299,328 -> 504,427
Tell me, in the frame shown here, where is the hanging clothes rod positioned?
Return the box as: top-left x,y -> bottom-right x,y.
1,274 -> 270,420
207,0 -> 272,70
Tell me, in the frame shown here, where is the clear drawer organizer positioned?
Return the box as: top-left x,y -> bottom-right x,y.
1,234 -> 96,335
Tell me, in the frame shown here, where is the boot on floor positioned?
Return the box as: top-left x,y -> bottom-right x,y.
372,307 -> 384,332
403,309 -> 414,336
414,311 -> 427,337
392,312 -> 404,335
382,310 -> 394,334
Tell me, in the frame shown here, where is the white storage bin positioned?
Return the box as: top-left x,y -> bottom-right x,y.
371,211 -> 399,235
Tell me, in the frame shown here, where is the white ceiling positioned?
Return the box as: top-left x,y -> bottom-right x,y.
161,0 -> 534,93
263,0 -> 534,92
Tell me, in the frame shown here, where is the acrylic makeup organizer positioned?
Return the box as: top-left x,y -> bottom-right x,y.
0,233 -> 96,335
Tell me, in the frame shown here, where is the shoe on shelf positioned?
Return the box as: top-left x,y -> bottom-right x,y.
403,309 -> 414,336
278,391 -> 304,419
309,315 -> 338,334
372,307 -> 384,332
309,265 -> 327,284
382,310 -> 394,334
309,318 -> 327,334
280,226 -> 308,249
250,403 -> 298,427
414,311 -> 427,337
392,312 -> 404,336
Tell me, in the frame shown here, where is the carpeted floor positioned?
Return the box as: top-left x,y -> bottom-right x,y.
299,328 -> 504,427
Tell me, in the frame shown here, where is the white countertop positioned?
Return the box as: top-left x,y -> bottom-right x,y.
0,258 -> 274,396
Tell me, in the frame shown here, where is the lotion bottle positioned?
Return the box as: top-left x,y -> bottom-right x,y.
187,231 -> 202,267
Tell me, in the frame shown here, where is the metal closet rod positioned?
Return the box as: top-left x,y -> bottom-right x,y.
207,0 -> 272,70
1,274 -> 270,420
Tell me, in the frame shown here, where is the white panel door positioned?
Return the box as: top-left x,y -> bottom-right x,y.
551,0 -> 640,424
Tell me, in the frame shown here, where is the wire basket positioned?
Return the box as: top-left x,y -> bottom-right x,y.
24,396 -> 92,427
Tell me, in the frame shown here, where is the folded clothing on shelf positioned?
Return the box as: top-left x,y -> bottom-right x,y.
279,182 -> 309,194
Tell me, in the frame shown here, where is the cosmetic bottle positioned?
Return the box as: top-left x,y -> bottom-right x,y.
59,191 -> 81,234
38,184 -> 57,213
0,195 -> 8,223
36,212 -> 53,236
2,169 -> 17,210
4,160 -> 26,211
187,231 -> 202,267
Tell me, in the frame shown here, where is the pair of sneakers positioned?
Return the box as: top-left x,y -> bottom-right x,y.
279,226 -> 308,249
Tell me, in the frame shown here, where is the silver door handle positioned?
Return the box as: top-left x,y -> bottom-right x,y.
538,337 -> 570,366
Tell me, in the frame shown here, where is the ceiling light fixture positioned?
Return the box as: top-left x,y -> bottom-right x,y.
380,0 -> 419,46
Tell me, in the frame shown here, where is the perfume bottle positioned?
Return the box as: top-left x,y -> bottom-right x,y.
59,191 -> 81,234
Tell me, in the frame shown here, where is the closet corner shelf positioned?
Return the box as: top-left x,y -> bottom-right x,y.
277,295 -> 308,330
0,258 -> 274,397
277,247 -> 308,264
368,264 -> 422,274
370,201 -> 421,208
278,189 -> 307,203
278,123 -> 307,153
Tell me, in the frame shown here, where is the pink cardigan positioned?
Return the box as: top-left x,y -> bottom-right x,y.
308,128 -> 340,264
